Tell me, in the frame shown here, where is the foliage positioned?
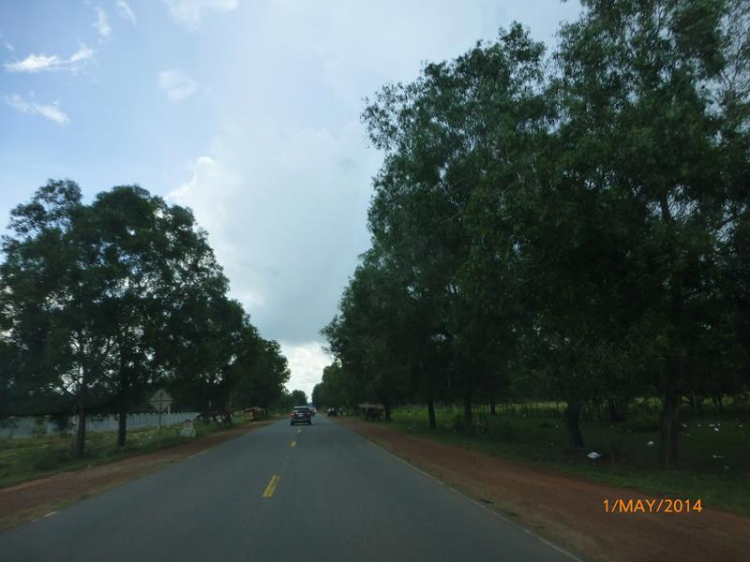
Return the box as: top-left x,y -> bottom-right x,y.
0,182 -> 289,456
322,0 -> 750,468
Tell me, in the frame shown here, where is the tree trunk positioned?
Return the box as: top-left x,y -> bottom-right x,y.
565,401 -> 585,449
117,397 -> 128,448
463,385 -> 473,425
489,396 -> 496,416
711,394 -> 724,414
427,400 -> 437,429
688,392 -> 698,416
607,398 -> 619,424
659,391 -> 680,468
384,400 -> 391,422
75,369 -> 88,458
117,352 -> 129,448
202,398 -> 211,424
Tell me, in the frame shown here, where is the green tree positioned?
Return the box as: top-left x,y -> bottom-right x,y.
1,180 -> 118,457
554,0 -> 750,464
290,389 -> 308,407
2,181 -> 281,454
362,25 -> 553,425
312,360 -> 356,410
232,334 -> 291,410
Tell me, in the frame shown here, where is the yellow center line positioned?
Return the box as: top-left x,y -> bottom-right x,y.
290,441 -> 297,447
262,475 -> 281,498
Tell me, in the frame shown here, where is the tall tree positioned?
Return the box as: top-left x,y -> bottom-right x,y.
554,0 -> 750,465
1,180 -> 117,457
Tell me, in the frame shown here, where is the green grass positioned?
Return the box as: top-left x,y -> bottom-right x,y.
0,417 -> 251,489
377,405 -> 750,516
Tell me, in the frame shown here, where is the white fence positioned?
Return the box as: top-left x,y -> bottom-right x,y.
0,412 -> 199,439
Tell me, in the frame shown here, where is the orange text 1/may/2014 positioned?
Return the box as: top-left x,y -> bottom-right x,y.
603,498 -> 703,514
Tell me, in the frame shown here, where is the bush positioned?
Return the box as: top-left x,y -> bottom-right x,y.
620,409 -> 661,433
473,417 -> 488,435
31,418 -> 47,437
450,415 -> 465,432
486,418 -> 515,442
30,447 -> 74,471
50,414 -> 72,434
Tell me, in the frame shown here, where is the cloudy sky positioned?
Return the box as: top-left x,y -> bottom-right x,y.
0,0 -> 581,398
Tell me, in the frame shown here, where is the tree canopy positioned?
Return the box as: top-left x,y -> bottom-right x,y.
322,0 -> 750,467
1,181 -> 291,456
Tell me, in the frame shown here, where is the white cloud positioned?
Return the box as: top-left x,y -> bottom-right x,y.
169,156 -> 230,232
5,94 -> 69,124
4,45 -> 94,73
163,0 -> 238,31
5,53 -> 60,73
280,342 -> 332,399
70,45 -> 95,63
159,69 -> 198,101
162,0 -> 584,392
116,0 -> 137,24
93,6 -> 111,39
166,117 -> 379,351
0,33 -> 13,52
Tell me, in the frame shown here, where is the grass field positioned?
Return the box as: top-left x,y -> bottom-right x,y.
0,417 -> 250,489
377,403 -> 750,516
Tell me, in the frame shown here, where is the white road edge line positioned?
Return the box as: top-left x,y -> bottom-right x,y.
351,429 -> 583,562
43,511 -> 57,518
188,449 -> 210,459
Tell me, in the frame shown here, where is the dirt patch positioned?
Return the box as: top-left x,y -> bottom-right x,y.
0,420 -> 274,531
339,418 -> 750,562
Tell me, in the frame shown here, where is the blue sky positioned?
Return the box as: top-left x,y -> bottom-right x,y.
0,0 -> 582,397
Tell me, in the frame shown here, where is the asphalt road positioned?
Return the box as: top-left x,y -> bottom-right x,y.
0,416 -> 576,561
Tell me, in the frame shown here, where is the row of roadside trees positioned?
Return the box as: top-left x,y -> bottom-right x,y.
0,181 -> 292,457
318,0 -> 750,467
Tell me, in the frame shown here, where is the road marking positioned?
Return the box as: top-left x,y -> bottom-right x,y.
297,429 -> 301,434
44,511 -> 57,518
188,449 -> 210,459
290,440 -> 297,447
262,475 -> 281,498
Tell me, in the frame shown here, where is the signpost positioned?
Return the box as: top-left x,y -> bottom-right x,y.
150,390 -> 173,435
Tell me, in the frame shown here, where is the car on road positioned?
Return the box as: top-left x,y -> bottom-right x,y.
291,406 -> 313,425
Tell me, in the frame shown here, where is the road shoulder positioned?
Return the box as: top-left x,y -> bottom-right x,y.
338,417 -> 750,562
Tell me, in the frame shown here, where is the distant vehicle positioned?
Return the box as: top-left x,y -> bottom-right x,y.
291,406 -> 313,425
308,405 -> 317,416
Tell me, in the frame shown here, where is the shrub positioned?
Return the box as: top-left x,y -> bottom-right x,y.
30,447 -> 74,471
473,417 -> 488,435
50,414 -> 72,434
486,418 -> 515,442
620,409 -> 661,433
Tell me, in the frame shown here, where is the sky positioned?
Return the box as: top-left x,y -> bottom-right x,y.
0,0 -> 582,399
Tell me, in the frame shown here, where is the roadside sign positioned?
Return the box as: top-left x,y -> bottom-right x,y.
150,390 -> 173,413
180,419 -> 195,438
